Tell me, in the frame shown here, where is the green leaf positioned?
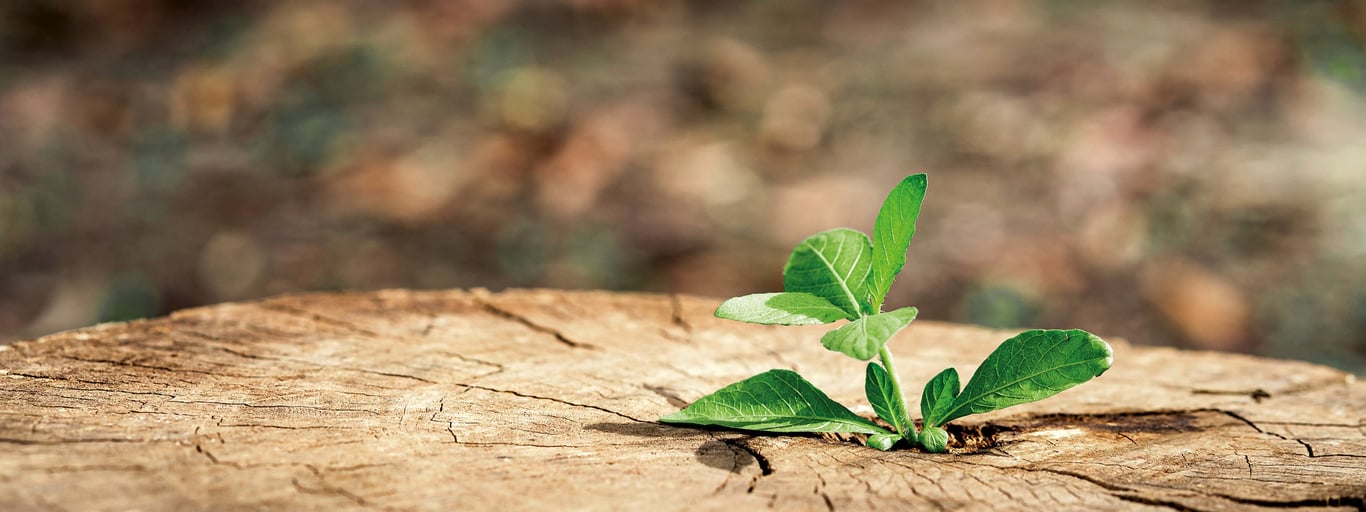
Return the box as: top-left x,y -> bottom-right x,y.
714,292 -> 855,325
926,329 -> 1113,427
919,367 -> 960,426
866,432 -> 900,451
919,425 -> 949,453
869,174 -> 927,310
660,369 -> 892,435
819,307 -> 918,360
865,362 -> 912,438
783,228 -> 874,318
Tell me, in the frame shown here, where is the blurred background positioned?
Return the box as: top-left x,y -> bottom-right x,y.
1,0 -> 1364,373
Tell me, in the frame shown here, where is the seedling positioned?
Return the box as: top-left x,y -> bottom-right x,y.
660,174 -> 1113,452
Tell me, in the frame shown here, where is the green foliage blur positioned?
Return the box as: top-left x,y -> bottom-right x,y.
1,1 -> 1364,373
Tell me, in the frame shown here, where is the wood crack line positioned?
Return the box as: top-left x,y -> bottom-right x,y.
181,328 -> 507,375
475,300 -> 597,350
293,465 -> 372,508
169,399 -> 384,415
669,294 -> 693,333
456,384 -> 646,422
1028,466 -> 1366,510
254,302 -> 383,338
721,437 -> 774,495
1212,409 -> 1363,459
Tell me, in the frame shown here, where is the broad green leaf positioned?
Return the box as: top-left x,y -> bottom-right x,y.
866,432 -> 900,451
919,367 -> 960,427
714,292 -> 855,325
660,369 -> 892,435
868,174 -> 927,310
865,362 -> 912,438
819,307 -> 918,360
920,426 -> 949,453
783,228 -> 874,318
928,329 -> 1113,427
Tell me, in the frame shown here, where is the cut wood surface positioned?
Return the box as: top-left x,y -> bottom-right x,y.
1,289 -> 1362,511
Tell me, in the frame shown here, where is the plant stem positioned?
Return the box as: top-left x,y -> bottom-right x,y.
877,345 -> 917,443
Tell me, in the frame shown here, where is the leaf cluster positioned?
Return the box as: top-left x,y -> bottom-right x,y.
661,174 -> 1114,452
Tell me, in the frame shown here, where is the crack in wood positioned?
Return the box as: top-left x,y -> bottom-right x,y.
254,302 -> 384,339
1210,409 -> 1350,460
168,399 -> 384,415
721,437 -> 774,495
1030,464 -> 1366,510
58,354 -> 254,379
0,437 -> 161,445
1024,467 -> 1198,511
669,294 -> 693,334
293,465 -> 372,509
456,383 -> 647,423
475,299 -> 598,350
1191,388 -> 1271,402
182,324 -> 508,374
430,397 -> 460,443
451,441 -> 588,448
213,422 -> 342,430
195,442 -> 221,464
978,407 -> 1362,462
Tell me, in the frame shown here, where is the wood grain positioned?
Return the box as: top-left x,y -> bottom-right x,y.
1,289 -> 1362,511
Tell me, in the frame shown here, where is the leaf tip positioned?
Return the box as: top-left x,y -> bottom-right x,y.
658,411 -> 688,423
1096,338 -> 1115,377
1077,329 -> 1115,377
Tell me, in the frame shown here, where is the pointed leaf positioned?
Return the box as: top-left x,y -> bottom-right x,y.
865,362 -> 912,437
660,369 -> 891,435
819,307 -> 918,360
869,174 -> 927,310
783,228 -> 874,317
930,329 -> 1113,426
919,367 -> 960,427
714,292 -> 855,325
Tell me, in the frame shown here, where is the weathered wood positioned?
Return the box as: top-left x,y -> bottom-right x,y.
1,289 -> 1362,511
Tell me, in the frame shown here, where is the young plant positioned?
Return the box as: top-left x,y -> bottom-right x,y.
660,174 -> 1113,452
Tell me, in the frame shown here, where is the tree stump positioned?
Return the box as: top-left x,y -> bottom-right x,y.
1,289 -> 1362,510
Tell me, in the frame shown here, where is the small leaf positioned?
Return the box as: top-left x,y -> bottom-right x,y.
919,426 -> 949,453
927,329 -> 1113,427
714,292 -> 855,325
660,369 -> 892,435
919,367 -> 960,426
865,362 -> 912,438
819,307 -> 918,360
866,432 -> 900,451
783,228 -> 874,318
869,174 -> 927,310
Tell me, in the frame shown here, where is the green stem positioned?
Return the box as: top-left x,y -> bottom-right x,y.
877,345 -> 917,443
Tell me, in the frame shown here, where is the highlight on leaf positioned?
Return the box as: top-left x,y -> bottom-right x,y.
714,292 -> 854,325
919,367 -> 960,426
660,369 -> 891,435
866,362 -> 913,440
869,174 -> 927,312
820,307 -> 918,361
925,329 -> 1113,428
782,228 -> 874,318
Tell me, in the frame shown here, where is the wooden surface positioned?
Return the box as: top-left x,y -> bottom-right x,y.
1,288 -> 1362,511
